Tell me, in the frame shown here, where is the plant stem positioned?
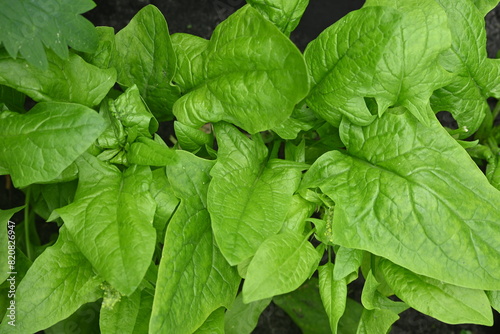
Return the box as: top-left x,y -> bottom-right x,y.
24,187 -> 33,261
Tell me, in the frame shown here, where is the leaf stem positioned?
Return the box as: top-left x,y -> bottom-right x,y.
24,187 -> 33,261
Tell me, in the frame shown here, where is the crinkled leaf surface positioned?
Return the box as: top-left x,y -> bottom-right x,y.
224,293 -> 271,334
431,0 -> 500,136
362,0 -> 453,125
0,0 -> 98,69
114,5 -> 180,121
0,49 -> 115,107
318,263 -> 347,334
243,231 -> 320,303
473,0 -> 500,14
171,33 -> 208,92
173,5 -> 309,134
150,151 -> 240,334
208,123 -> 302,265
0,102 -> 106,188
378,258 -> 493,325
247,0 -> 309,35
0,227 -> 103,333
57,154 -> 157,296
305,1 -> 451,126
301,112 -> 500,290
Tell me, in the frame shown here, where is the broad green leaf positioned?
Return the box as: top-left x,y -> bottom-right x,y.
305,2 -> 451,126
378,258 -> 493,325
194,308 -> 225,334
361,271 -> 408,314
273,277 -> 331,334
0,0 -> 98,69
355,308 -> 399,334
333,247 -> 363,281
100,288 -> 141,334
80,26 -> 116,69
247,0 -> 309,35
0,207 -> 24,283
243,231 -> 320,303
30,181 -> 77,222
301,111 -> 500,290
225,293 -> 271,334
361,0 -> 453,125
487,290 -> 500,312
208,123 -> 302,265
0,227 -> 103,333
0,103 -> 106,188
473,0 -> 500,14
174,121 -> 213,152
57,154 -> 157,295
150,151 -> 240,334
173,5 -> 309,134
0,49 -> 115,107
46,302 -> 101,334
132,291 -> 154,333
171,33 -> 208,92
114,5 -> 180,121
431,0 -> 500,136
318,263 -> 347,334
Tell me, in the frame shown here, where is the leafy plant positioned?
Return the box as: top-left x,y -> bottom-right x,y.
1,0 -> 500,333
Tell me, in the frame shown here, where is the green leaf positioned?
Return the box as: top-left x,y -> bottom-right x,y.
0,103 -> 106,188
0,0 -> 98,69
132,291 -> 154,334
0,207 -> 24,283
57,154 -> 157,296
361,270 -> 408,314
100,288 -> 141,334
431,0 -> 500,136
333,247 -> 363,281
171,33 -> 208,92
378,258 -> 493,325
150,151 -> 240,334
46,302 -> 101,334
0,227 -> 103,333
280,194 -> 315,234
224,293 -> 271,334
80,26 -> 116,69
305,2 -> 451,126
150,167 -> 179,242
273,277 -> 331,334
301,112 -> 500,290
355,308 -> 399,334
338,299 -> 364,334
173,5 -> 309,134
30,181 -> 77,222
247,0 -> 309,35
114,5 -> 180,121
487,290 -> 500,312
0,49 -> 116,107
194,308 -> 225,334
318,263 -> 347,334
243,231 -> 320,303
174,121 -> 213,152
472,0 -> 500,14
127,137 -> 176,166
208,123 -> 302,265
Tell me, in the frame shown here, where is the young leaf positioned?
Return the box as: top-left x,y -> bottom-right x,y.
0,49 -> 116,107
56,154 -> 157,296
280,194 -> 316,234
377,258 -> 493,325
173,5 -> 309,134
114,5 -> 180,121
208,123 -> 302,265
224,294 -> 271,334
247,0 -> 309,36
318,263 -> 348,334
243,231 -> 320,303
301,112 -> 500,290
174,121 -> 213,152
0,103 -> 106,188
0,0 -> 98,69
431,0 -> 500,136
0,227 -> 103,333
150,151 -> 240,334
333,247 -> 363,282
127,136 -> 177,166
361,271 -> 408,314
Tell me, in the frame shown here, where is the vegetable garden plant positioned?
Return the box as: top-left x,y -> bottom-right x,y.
1,0 -> 500,332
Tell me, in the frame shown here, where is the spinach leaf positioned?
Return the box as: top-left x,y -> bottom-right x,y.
247,0 -> 309,36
